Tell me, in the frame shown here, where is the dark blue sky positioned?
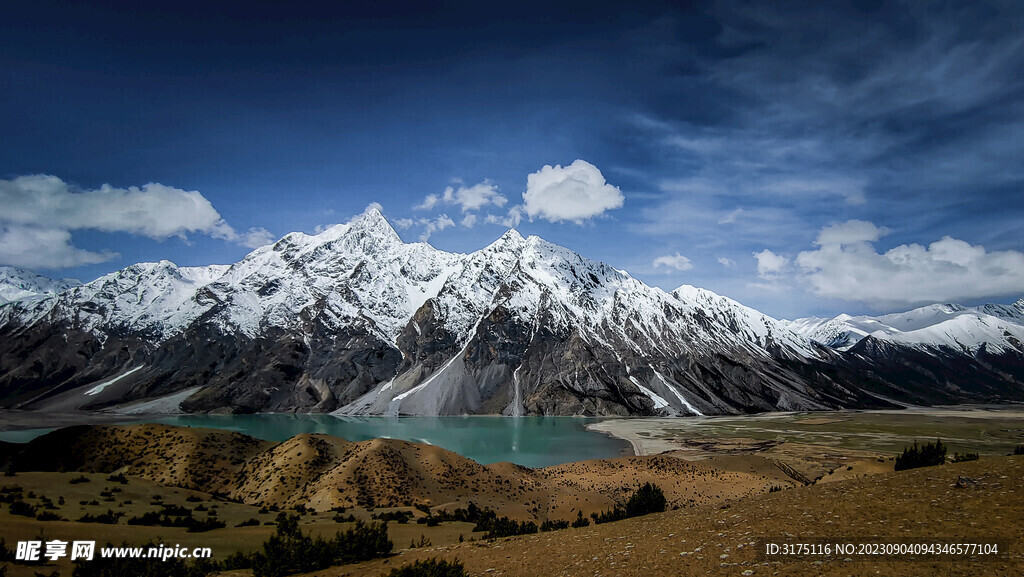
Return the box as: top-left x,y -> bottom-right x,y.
2,0 -> 1022,318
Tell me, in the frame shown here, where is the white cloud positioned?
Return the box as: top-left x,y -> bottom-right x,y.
0,225 -> 117,269
815,219 -> 890,246
235,227 -> 276,248
763,178 -> 867,205
394,218 -> 415,229
485,206 -> 524,228
461,214 -> 477,228
0,174 -> 272,267
415,194 -> 441,211
415,181 -> 507,213
418,214 -> 455,242
653,252 -> 693,272
2,175 -> 230,239
753,249 -> 790,278
796,225 -> 1024,308
448,182 -> 507,212
522,159 -> 624,223
717,257 -> 736,267
718,208 -> 743,224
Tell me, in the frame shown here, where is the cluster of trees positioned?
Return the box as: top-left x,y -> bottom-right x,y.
894,440 -> 947,471
471,511 -> 538,539
230,513 -> 393,577
592,483 -> 667,524
373,510 -> 414,524
67,512 -> 393,577
125,504 -> 226,532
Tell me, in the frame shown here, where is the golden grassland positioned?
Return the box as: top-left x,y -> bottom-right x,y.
0,420 -> 1020,577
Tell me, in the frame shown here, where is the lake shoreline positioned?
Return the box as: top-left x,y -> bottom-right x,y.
0,412 -> 632,469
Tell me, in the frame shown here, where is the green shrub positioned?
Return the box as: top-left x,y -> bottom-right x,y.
383,558 -> 467,577
247,513 -> 392,577
592,483 -> 667,524
894,439 -> 947,471
472,510 -> 537,539
571,511 -> 590,528
952,452 -> 979,463
539,519 -> 570,532
77,509 -> 124,524
625,482 -> 666,517
0,537 -> 15,561
9,500 -> 36,517
374,510 -> 413,524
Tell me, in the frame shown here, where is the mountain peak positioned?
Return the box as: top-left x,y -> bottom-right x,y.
348,206 -> 402,241
499,229 -> 524,242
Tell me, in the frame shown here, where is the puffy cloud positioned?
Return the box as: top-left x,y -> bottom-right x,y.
415,181 -> 507,213
0,175 -> 272,268
235,227 -> 276,248
717,257 -> 736,267
415,194 -> 441,211
485,206 -> 524,228
815,220 -> 889,246
522,159 -> 624,223
418,214 -> 455,242
460,214 -> 477,228
653,252 -> 693,272
753,249 -> 789,278
0,225 -> 117,269
1,175 -> 230,239
796,226 -> 1024,308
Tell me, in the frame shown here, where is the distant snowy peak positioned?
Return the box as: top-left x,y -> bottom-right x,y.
0,267 -> 80,305
787,298 -> 1024,354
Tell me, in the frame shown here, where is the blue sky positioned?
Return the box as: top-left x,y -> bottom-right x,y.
2,0 -> 1022,319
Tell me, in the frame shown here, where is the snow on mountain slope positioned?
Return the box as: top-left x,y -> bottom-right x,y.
342,235 -> 831,417
786,300 -> 1024,354
5,260 -> 230,340
672,284 -> 813,358
199,210 -> 462,340
0,267 -> 80,305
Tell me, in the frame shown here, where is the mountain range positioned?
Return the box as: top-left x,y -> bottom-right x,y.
1,208 -> 1022,416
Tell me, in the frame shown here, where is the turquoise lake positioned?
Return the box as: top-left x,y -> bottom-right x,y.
0,415 -> 632,469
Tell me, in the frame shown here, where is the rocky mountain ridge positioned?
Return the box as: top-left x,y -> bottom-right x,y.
1,208 -> 1022,416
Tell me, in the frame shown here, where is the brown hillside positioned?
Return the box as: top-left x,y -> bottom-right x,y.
4,424 -> 272,493
1,424 -> 788,521
313,456 -> 1024,577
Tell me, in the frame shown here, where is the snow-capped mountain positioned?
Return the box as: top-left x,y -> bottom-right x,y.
2,209 -> 1023,416
786,300 -> 1024,354
0,267 -> 80,306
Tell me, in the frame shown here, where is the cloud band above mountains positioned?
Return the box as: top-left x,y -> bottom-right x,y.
0,175 -> 273,269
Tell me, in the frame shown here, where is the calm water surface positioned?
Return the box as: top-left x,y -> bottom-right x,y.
0,415 -> 631,469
